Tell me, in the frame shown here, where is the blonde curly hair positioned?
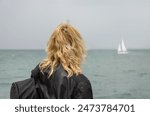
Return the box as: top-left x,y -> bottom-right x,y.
39,23 -> 86,78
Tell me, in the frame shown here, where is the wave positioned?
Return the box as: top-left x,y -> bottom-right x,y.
138,72 -> 149,77
123,69 -> 136,73
93,74 -> 107,77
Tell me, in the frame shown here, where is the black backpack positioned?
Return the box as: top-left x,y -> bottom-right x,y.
10,78 -> 38,99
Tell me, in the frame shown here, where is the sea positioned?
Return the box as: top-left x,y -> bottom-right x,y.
0,49 -> 150,99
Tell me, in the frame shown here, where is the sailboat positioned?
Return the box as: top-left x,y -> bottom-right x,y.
118,39 -> 128,54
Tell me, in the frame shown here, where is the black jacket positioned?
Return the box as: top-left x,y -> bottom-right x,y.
10,64 -> 93,99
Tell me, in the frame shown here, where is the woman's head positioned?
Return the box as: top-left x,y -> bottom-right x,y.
39,23 -> 86,78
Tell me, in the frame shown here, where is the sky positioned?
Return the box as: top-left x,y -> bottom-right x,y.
0,0 -> 150,49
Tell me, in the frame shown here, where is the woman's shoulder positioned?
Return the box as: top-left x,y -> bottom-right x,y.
31,64 -> 42,79
73,73 -> 90,82
71,73 -> 92,89
71,73 -> 93,99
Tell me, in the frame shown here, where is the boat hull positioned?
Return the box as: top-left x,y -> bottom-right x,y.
118,51 -> 128,54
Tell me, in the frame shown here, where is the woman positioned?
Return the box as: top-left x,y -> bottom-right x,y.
10,23 -> 93,99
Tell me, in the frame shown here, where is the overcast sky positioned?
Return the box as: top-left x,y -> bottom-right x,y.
0,0 -> 150,49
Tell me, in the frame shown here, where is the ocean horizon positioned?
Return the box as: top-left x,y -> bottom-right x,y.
0,49 -> 150,99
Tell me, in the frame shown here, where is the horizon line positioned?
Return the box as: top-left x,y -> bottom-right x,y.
0,48 -> 150,50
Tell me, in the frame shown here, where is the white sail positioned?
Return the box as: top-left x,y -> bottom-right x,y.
121,40 -> 127,52
118,39 -> 128,54
118,44 -> 121,52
